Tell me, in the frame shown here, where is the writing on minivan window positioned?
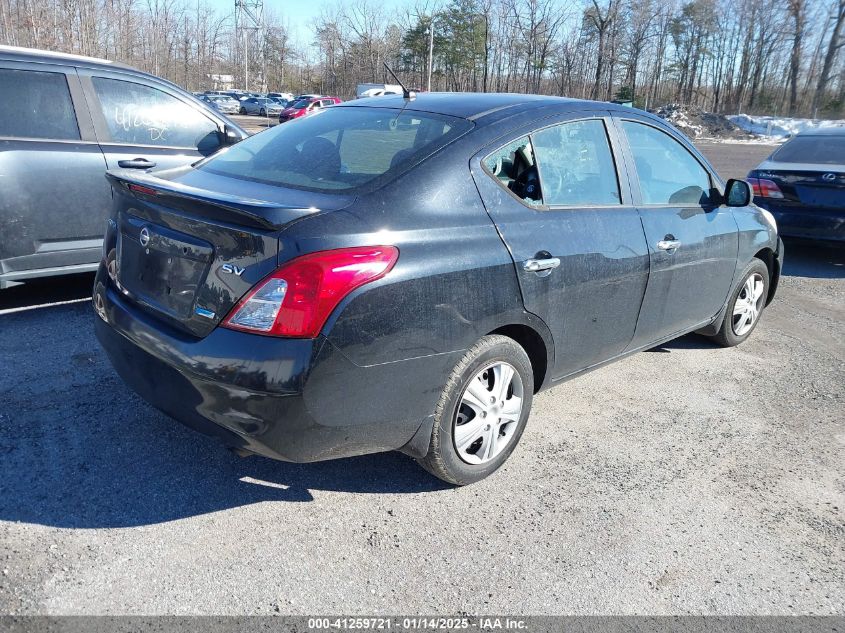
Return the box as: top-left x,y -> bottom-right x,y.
92,76 -> 219,149
112,103 -> 170,142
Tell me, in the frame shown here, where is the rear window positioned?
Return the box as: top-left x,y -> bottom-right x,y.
771,135 -> 845,165
198,107 -> 473,192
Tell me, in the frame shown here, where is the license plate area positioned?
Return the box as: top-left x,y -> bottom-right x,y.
117,215 -> 213,320
796,185 -> 844,209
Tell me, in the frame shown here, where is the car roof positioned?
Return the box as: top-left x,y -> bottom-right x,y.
0,44 -> 142,73
338,92 -> 635,124
795,127 -> 845,137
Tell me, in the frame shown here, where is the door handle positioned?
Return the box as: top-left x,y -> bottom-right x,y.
118,158 -> 157,169
657,239 -> 682,251
523,257 -> 561,272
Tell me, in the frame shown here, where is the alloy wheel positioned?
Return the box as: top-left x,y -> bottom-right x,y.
453,362 -> 524,465
732,272 -> 765,336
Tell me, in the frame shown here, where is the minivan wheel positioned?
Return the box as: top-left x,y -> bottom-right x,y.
418,335 -> 533,485
711,258 -> 769,347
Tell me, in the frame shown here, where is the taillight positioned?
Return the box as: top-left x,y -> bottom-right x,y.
747,177 -> 784,199
128,183 -> 159,196
222,246 -> 399,338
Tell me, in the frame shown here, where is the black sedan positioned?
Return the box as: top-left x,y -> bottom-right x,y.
93,93 -> 783,485
748,128 -> 844,243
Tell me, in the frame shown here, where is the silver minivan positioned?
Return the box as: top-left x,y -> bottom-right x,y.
0,45 -> 247,288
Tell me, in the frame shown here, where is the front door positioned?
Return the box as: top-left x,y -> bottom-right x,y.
472,114 -> 650,379
78,71 -> 225,174
615,118 -> 739,349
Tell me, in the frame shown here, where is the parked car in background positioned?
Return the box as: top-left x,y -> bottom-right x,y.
238,97 -> 284,116
0,45 -> 247,289
266,91 -> 294,103
356,83 -> 402,98
201,94 -> 240,115
747,129 -> 844,243
278,96 -> 341,122
93,93 -> 782,485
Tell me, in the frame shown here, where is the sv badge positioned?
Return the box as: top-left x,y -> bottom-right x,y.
220,263 -> 245,276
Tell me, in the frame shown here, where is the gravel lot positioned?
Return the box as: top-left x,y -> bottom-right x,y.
0,142 -> 842,616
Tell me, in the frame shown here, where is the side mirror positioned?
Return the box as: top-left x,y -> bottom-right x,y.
221,125 -> 242,146
724,178 -> 752,207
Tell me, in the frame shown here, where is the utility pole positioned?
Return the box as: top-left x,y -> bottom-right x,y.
427,16 -> 436,92
236,0 -> 264,90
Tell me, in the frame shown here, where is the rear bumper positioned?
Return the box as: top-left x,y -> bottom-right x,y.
93,272 -> 452,462
759,202 -> 845,242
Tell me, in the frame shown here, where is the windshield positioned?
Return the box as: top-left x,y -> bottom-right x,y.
292,100 -> 309,110
771,135 -> 845,165
198,107 -> 472,193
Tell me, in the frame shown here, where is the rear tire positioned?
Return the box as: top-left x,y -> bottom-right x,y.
710,258 -> 769,347
418,335 -> 534,485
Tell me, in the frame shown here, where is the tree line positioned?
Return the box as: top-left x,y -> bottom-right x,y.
1,0 -> 844,117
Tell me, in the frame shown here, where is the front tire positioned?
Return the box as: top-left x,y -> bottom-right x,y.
418,335 -> 534,485
239,106 -> 246,115
259,108 -> 266,116
711,258 -> 769,347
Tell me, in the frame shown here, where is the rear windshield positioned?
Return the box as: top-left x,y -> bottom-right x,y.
198,107 -> 472,192
771,135 -> 845,165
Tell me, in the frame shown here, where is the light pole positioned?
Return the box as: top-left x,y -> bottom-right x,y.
427,16 -> 436,92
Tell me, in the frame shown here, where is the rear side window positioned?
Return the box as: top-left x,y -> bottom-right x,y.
198,107 -> 473,192
771,136 -> 845,165
622,120 -> 711,205
91,77 -> 220,151
532,120 -> 620,206
0,68 -> 79,140
483,137 -> 542,205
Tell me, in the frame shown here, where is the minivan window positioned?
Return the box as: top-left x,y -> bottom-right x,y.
198,107 -> 472,192
622,120 -> 711,205
91,77 -> 220,151
0,69 -> 79,141
532,120 -> 621,206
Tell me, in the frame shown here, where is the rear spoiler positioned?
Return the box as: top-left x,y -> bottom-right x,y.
106,170 -> 320,231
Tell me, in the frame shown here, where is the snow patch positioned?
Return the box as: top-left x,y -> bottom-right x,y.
728,114 -> 845,140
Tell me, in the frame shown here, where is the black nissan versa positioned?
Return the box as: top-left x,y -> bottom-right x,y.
93,93 -> 783,485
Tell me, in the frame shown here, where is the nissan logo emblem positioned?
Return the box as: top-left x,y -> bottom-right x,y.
822,173 -> 837,182
139,227 -> 151,247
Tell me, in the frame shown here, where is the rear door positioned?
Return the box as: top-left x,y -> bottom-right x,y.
0,61 -> 110,284
614,116 -> 739,348
78,70 -> 226,174
472,112 -> 650,379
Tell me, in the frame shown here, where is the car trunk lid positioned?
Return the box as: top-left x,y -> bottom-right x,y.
106,168 -> 353,337
753,161 -> 845,209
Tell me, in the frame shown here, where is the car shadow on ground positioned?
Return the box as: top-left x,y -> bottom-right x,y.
647,334 -> 720,352
781,238 -> 844,279
1,284 -> 449,530
0,393 -> 449,530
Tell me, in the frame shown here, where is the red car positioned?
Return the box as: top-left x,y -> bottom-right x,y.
278,96 -> 342,123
